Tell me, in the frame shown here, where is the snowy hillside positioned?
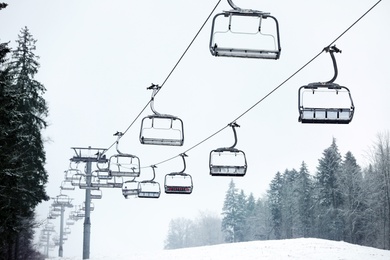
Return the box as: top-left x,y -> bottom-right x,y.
50,238 -> 390,260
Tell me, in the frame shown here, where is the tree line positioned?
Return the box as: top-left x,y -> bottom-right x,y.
0,4 -> 49,259
165,135 -> 390,251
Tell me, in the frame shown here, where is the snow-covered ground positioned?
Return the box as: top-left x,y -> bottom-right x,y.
48,238 -> 390,260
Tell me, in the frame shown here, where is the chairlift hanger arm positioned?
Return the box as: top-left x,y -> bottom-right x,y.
324,45 -> 341,84
228,122 -> 239,149
179,153 -> 188,174
148,84 -> 162,116
227,0 -> 240,10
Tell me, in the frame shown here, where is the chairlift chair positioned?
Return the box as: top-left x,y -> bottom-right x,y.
78,174 -> 99,190
164,154 -> 193,194
82,201 -> 95,212
138,166 -> 161,199
298,46 -> 355,124
60,179 -> 75,191
64,167 -> 82,181
210,0 -> 281,59
96,158 -> 111,178
71,172 -> 85,187
108,132 -> 141,178
90,189 -> 103,200
210,123 -> 247,176
107,176 -> 124,188
64,227 -> 71,235
140,84 -> 184,146
66,219 -> 75,226
122,178 -> 140,198
53,194 -> 73,207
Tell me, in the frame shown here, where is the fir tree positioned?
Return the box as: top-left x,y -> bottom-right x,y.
268,171 -> 283,239
315,138 -> 344,241
221,180 -> 246,243
338,151 -> 366,244
296,161 -> 313,238
0,27 -> 49,259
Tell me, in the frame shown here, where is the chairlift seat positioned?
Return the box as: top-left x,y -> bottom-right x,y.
210,11 -> 281,59
61,180 -> 75,191
138,181 -> 161,199
122,181 -> 140,198
164,173 -> 193,195
298,83 -> 355,124
140,114 -> 184,146
90,189 -> 103,200
108,154 -> 140,178
210,148 -> 247,177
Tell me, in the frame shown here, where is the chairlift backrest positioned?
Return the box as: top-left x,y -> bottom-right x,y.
60,179 -> 75,191
90,189 -> 103,200
122,180 -> 140,198
209,1 -> 281,59
108,153 -> 141,177
138,181 -> 161,198
140,84 -> 184,146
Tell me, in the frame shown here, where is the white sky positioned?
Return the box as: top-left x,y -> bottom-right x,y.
1,0 -> 389,258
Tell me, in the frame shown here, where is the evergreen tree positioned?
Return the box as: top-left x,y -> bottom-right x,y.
315,138 -> 344,241
338,151 -> 366,244
280,169 -> 299,239
369,132 -> 390,249
221,180 -> 246,243
0,27 -> 49,259
296,161 -> 314,238
268,171 -> 283,239
242,193 -> 257,241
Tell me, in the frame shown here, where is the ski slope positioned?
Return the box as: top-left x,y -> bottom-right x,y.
50,238 -> 390,260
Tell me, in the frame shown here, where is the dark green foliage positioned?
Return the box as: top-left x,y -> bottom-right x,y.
0,27 -> 49,259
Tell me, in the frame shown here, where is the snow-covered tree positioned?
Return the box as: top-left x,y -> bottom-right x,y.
0,27 -> 49,259
365,132 -> 390,249
268,171 -> 283,239
164,218 -> 194,249
314,138 -> 344,241
296,161 -> 314,238
221,180 -> 247,243
338,151 -> 366,244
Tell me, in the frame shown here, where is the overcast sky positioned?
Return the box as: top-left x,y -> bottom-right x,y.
1,0 -> 389,258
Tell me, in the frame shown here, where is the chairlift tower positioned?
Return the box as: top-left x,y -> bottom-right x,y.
51,194 -> 73,257
42,222 -> 55,258
70,147 -> 108,260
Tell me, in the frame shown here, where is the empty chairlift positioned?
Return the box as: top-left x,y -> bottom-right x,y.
165,154 -> 193,194
140,84 -> 184,146
298,46 -> 355,124
210,122 -> 247,177
60,179 -> 75,191
122,178 -> 140,198
210,0 -> 281,59
138,165 -> 161,199
108,132 -> 141,178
